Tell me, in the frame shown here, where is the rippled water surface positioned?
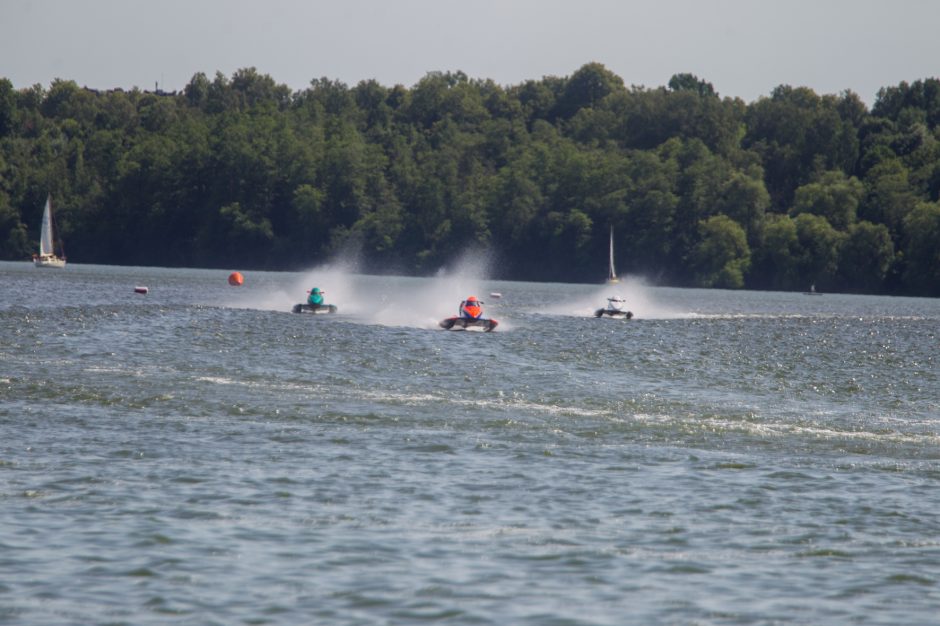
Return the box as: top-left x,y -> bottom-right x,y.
2,262 -> 939,625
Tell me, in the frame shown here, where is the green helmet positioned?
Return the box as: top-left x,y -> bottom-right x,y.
311,287 -> 320,294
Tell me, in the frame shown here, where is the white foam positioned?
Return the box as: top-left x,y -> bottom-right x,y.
365,248 -> 504,330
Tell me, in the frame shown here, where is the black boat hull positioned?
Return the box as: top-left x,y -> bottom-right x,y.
594,309 -> 633,319
292,303 -> 338,314
439,316 -> 498,332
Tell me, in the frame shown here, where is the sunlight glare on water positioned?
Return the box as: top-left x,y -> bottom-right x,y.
1,261 -> 939,625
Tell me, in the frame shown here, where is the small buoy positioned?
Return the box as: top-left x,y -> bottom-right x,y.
228,271 -> 244,286
490,292 -> 502,299
134,286 -> 149,294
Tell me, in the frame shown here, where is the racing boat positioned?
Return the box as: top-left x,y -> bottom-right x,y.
594,296 -> 633,319
439,316 -> 499,332
440,296 -> 498,331
291,303 -> 338,314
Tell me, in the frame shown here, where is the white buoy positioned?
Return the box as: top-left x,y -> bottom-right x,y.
134,286 -> 149,294
490,292 -> 502,299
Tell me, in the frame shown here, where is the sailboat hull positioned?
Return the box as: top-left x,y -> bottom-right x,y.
33,255 -> 66,268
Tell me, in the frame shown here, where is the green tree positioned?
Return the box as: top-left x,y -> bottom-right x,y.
512,77 -> 560,127
488,158 -> 544,248
660,138 -> 733,277
353,79 -> 392,132
539,208 -> 594,280
230,67 -> 291,111
668,73 -> 717,98
689,215 -> 750,288
214,201 -> 274,264
603,84 -> 746,156
794,213 -> 845,287
0,188 -> 30,259
873,79 -> 940,129
553,62 -> 624,120
901,200 -> 940,295
4,66 -> 940,295
0,77 -> 16,137
753,214 -> 801,290
621,150 -> 678,272
859,158 -> 918,237
838,221 -> 894,292
184,72 -> 210,109
790,170 -> 864,230
714,170 -> 770,244
353,200 -> 404,264
745,86 -> 859,209
286,184 -> 328,256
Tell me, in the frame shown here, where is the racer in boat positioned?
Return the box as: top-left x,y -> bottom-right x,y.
307,287 -> 325,311
459,296 -> 483,320
606,296 -> 625,312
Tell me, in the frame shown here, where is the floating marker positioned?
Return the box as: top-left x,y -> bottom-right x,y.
490,292 -> 502,299
134,286 -> 149,294
228,271 -> 244,286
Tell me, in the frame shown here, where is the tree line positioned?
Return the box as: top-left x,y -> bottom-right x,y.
1,65 -> 939,295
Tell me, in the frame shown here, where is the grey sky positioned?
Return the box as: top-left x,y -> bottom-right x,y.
2,0 -> 937,105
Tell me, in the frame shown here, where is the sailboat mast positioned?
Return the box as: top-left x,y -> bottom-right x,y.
608,226 -> 617,281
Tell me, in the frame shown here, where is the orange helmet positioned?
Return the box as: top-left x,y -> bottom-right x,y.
466,296 -> 479,303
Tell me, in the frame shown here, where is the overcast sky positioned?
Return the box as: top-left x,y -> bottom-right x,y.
2,0 -> 937,106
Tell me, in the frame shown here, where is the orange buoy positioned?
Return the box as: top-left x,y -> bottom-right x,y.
134,286 -> 149,294
228,271 -> 244,286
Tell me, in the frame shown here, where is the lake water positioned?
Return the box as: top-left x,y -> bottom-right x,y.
2,261 -> 939,625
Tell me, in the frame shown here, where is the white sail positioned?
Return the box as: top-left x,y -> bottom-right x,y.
34,194 -> 66,267
606,226 -> 619,284
39,196 -> 54,256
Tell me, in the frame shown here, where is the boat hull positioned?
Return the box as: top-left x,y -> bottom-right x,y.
594,308 -> 633,319
33,255 -> 66,268
439,316 -> 498,332
292,303 -> 337,314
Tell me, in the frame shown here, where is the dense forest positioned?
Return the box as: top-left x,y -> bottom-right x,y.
1,64 -> 939,295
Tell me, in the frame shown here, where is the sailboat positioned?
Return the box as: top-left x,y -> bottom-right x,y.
606,226 -> 619,284
32,195 -> 66,268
